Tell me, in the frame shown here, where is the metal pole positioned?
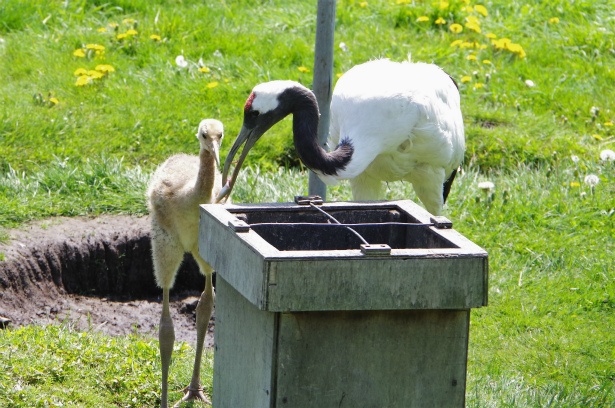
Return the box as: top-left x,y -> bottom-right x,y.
309,0 -> 336,200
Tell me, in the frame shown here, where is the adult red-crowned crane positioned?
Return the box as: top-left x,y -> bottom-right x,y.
217,59 -> 465,215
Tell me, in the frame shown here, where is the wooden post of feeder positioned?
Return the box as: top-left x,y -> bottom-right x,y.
308,0 -> 336,200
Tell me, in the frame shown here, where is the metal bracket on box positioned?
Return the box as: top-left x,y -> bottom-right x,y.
294,195 -> 324,206
430,216 -> 453,229
361,243 -> 392,256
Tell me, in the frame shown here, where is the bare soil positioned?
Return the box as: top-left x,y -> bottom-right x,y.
0,215 -> 214,347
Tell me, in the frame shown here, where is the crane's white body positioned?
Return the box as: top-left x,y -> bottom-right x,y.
324,59 -> 465,214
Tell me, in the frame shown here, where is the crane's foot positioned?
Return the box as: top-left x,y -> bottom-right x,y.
172,386 -> 210,407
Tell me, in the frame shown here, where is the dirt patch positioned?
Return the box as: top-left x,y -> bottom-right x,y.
0,215 -> 214,347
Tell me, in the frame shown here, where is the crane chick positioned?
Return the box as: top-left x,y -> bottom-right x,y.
217,59 -> 465,215
146,119 -> 225,408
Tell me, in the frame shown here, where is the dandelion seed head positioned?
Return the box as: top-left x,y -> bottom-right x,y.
525,79 -> 535,87
571,155 -> 579,163
478,181 -> 495,191
339,42 -> 349,52
599,149 -> 615,161
584,174 -> 599,187
175,55 -> 188,68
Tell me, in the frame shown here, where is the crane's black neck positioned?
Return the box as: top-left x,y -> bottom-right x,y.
280,86 -> 353,176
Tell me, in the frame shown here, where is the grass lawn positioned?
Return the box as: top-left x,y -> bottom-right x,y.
0,0 -> 614,406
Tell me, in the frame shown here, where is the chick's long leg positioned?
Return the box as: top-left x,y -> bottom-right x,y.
173,255 -> 214,407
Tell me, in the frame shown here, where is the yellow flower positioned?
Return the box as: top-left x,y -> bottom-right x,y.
95,64 -> 115,73
108,22 -> 119,29
460,41 -> 473,48
206,81 -> 219,89
122,18 -> 136,25
75,75 -> 92,86
450,40 -> 463,47
466,54 -> 477,61
439,1 -> 449,10
461,75 -> 472,83
592,134 -> 603,141
449,23 -> 463,33
462,5 -> 473,13
465,21 -> 481,33
482,59 -> 492,65
199,66 -> 211,73
298,66 -> 310,73
435,17 -> 446,25
117,33 -> 128,40
396,0 -> 411,3
74,68 -> 88,76
126,29 -> 138,36
485,33 -> 497,39
416,16 -> 429,23
549,17 -> 560,24
97,27 -> 107,33
88,70 -> 105,79
359,2 -> 368,7
605,121 -> 614,127
150,34 -> 162,41
473,83 -> 484,89
49,97 -> 59,105
475,5 -> 488,17
85,44 -> 105,51
569,181 -> 580,187
73,48 -> 86,57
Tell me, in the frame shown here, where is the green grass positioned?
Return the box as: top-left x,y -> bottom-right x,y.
0,0 -> 614,406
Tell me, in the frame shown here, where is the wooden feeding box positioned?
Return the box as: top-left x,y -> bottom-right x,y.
199,199 -> 488,408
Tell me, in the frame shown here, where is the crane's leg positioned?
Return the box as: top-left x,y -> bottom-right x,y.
173,255 -> 214,407
159,287 -> 175,408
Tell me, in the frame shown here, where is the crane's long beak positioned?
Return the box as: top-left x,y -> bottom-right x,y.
215,125 -> 261,203
212,139 -> 221,170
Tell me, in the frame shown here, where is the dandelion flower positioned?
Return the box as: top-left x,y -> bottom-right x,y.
605,121 -> 613,127
97,27 -> 107,33
485,33 -> 497,39
584,174 -> 600,187
449,23 -> 463,33
525,79 -> 535,87
435,17 -> 446,25
95,64 -> 115,73
150,34 -> 162,41
549,17 -> 560,24
88,70 -> 104,79
73,48 -> 86,57
199,66 -> 210,73
75,75 -> 92,86
482,59 -> 492,65
175,55 -> 188,68
117,33 -> 128,40
450,40 -> 463,47
439,1 -> 449,10
599,149 -> 615,161
466,54 -> 477,61
206,81 -> 219,89
473,82 -> 484,89
74,68 -> 88,76
478,181 -> 495,191
85,44 -> 105,51
49,97 -> 59,105
417,16 -> 429,23
475,5 -> 488,17
465,22 -> 481,33
298,66 -> 310,73
126,29 -> 138,36
461,75 -> 472,83
569,181 -> 580,187
592,134 -> 603,141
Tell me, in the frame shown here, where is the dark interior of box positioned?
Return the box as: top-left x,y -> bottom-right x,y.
229,206 -> 458,251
